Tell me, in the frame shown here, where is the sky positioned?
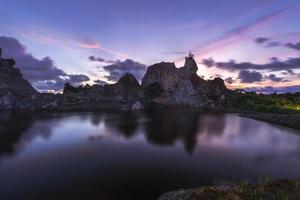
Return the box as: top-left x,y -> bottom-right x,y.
0,0 -> 300,92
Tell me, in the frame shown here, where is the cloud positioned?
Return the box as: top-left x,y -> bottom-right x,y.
286,42 -> 300,51
238,70 -> 263,83
266,41 -> 281,48
255,37 -> 269,44
0,36 -> 89,91
163,50 -> 187,55
202,58 -> 215,67
267,74 -> 283,82
246,85 -> 300,93
68,74 -> 90,83
224,77 -> 235,84
75,38 -> 101,49
101,59 -> 147,82
203,57 -> 300,73
88,55 -> 115,64
254,36 -> 282,48
25,32 -> 128,59
226,71 -> 286,84
94,79 -> 107,85
190,9 -> 286,58
89,56 -> 105,62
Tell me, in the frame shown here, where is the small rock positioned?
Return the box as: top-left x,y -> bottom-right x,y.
131,101 -> 143,110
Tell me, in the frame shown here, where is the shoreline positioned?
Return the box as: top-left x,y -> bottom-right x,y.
239,112 -> 300,130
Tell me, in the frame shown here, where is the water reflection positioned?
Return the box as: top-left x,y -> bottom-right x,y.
0,110 -> 228,157
0,112 -> 34,155
1,110 -> 300,200
143,110 -> 202,153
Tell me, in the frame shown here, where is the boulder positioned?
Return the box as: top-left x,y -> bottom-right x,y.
207,77 -> 228,98
107,73 -> 141,102
142,62 -> 179,91
131,101 -> 143,110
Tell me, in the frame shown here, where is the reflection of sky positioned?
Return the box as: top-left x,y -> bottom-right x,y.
1,0 -> 300,88
197,115 -> 300,152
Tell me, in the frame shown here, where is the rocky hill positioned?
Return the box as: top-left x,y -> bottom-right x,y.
0,48 -> 229,111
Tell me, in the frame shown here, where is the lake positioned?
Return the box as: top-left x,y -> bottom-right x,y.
1,110 -> 300,200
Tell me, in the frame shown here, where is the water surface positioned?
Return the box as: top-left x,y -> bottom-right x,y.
1,110 -> 300,200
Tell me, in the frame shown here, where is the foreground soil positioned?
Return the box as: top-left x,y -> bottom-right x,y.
159,178 -> 300,200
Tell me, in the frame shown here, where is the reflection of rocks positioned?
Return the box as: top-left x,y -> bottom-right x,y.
131,101 -> 143,110
96,110 -> 227,154
141,110 -> 201,153
198,114 -> 226,136
0,112 -> 34,154
0,112 -> 54,159
101,111 -> 141,138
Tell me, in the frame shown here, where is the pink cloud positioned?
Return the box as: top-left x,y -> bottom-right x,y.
193,9 -> 287,57
75,41 -> 101,49
24,31 -> 127,59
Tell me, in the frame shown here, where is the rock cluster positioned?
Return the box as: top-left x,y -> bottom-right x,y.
0,47 -> 229,111
62,73 -> 142,110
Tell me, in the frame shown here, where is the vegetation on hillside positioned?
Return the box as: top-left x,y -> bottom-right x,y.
226,91 -> 300,114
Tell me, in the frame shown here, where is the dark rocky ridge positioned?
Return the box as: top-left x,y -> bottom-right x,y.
0,48 -> 229,111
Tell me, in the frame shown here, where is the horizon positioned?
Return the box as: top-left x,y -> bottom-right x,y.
0,0 -> 300,93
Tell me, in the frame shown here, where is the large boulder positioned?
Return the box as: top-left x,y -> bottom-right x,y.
207,77 -> 228,98
0,48 -> 38,109
142,62 -> 179,91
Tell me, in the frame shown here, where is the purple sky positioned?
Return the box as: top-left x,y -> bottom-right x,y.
0,0 -> 300,92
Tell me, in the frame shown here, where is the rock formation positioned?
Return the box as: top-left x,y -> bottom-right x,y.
61,72 -> 142,110
0,47 -> 229,111
142,52 -> 228,108
0,48 -> 38,109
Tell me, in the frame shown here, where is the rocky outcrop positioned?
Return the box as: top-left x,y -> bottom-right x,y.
0,48 -> 38,109
142,52 -> 228,108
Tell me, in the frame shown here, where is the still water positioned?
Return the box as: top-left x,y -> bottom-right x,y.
1,110 -> 300,200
